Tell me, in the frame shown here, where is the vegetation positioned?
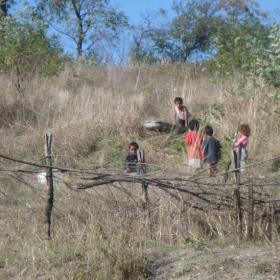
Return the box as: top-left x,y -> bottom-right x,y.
0,7 -> 63,92
0,1 -> 280,279
37,0 -> 129,59
0,61 -> 280,279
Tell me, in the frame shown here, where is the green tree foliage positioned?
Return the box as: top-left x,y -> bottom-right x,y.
251,24 -> 280,88
0,8 -> 64,92
0,0 -> 15,18
129,14 -> 159,64
211,23 -> 269,76
129,0 -> 268,64
210,0 -> 269,76
0,0 -> 7,16
36,0 -> 128,59
129,1 -> 220,64
161,0 -> 220,62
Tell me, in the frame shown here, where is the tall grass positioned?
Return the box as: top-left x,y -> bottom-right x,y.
1,62 -> 280,279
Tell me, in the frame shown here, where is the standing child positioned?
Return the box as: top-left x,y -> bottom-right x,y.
185,119 -> 203,169
233,124 -> 251,172
202,126 -> 222,176
174,97 -> 192,128
124,142 -> 140,174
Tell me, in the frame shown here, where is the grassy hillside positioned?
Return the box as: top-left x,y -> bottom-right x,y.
0,63 -> 280,279
1,63 -> 279,166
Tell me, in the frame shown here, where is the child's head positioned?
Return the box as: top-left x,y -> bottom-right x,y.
188,119 -> 199,131
204,125 -> 213,136
239,124 -> 251,137
128,142 -> 139,154
174,97 -> 183,109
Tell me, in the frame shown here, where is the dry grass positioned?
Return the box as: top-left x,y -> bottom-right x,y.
1,63 -> 280,279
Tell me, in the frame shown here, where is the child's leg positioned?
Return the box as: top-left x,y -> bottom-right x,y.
206,163 -> 218,176
212,163 -> 218,174
240,148 -> 248,172
206,163 -> 212,175
178,119 -> 185,127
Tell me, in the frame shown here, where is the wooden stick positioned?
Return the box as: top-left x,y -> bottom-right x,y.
138,149 -> 149,211
247,184 -> 254,241
44,133 -> 54,240
234,188 -> 242,236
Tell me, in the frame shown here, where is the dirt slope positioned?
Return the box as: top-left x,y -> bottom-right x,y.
147,244 -> 280,280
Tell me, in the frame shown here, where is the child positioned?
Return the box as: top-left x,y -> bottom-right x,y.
233,124 -> 251,172
174,97 -> 192,128
185,119 -> 203,169
124,142 -> 140,174
202,125 -> 222,176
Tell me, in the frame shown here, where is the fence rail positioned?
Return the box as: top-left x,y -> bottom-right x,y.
0,134 -> 280,242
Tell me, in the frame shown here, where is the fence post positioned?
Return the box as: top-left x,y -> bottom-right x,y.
138,150 -> 148,210
236,144 -> 242,184
233,145 -> 241,185
268,203 -> 273,241
142,182 -> 148,210
44,133 -> 54,240
234,187 -> 242,237
247,184 -> 254,241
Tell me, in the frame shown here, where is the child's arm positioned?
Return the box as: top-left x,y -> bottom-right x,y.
218,141 -> 222,160
174,108 -> 177,122
201,138 -> 210,161
233,138 -> 242,147
234,136 -> 247,147
123,155 -> 131,173
201,149 -> 205,160
218,149 -> 222,160
185,133 -> 191,146
201,140 -> 206,161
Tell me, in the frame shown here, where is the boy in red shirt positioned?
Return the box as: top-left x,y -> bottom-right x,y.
185,119 -> 203,169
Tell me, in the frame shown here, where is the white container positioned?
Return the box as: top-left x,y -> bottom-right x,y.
143,121 -> 172,132
37,169 -> 63,184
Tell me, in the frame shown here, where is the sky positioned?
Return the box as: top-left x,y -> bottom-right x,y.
113,0 -> 279,24
12,0 -> 280,24
11,0 -> 280,60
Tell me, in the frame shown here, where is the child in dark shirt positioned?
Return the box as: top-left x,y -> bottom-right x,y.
202,126 -> 222,176
124,142 -> 140,174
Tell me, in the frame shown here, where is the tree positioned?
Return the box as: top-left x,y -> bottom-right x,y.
129,13 -> 160,64
0,0 -> 7,16
168,0 -> 220,62
252,23 -> 280,87
210,0 -> 269,76
0,9 -> 64,92
36,0 -> 128,59
0,0 -> 16,16
133,0 -> 267,64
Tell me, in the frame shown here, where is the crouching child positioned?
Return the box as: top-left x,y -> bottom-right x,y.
124,142 -> 140,174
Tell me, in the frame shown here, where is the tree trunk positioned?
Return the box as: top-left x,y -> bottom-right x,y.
0,0 -> 7,16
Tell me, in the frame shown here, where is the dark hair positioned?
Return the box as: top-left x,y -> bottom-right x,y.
204,125 -> 213,136
174,97 -> 183,104
129,142 -> 139,150
188,119 -> 199,131
239,124 -> 251,137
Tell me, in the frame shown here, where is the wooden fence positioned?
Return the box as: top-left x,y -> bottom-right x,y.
1,133 -> 280,242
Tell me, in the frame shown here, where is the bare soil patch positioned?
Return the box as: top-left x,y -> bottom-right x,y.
147,243 -> 280,280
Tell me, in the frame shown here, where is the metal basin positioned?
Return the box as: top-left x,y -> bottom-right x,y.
143,121 -> 172,132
